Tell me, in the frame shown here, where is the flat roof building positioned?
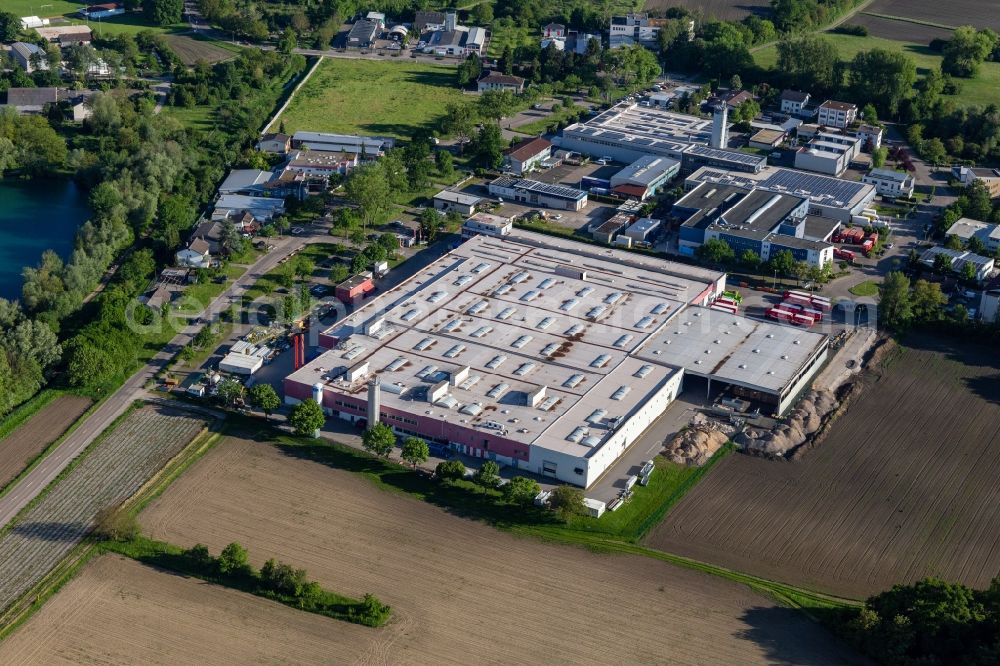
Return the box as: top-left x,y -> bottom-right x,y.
557,103 -> 718,164
286,232 -> 825,487
862,167 -> 915,199
609,155 -> 679,200
920,246 -> 995,282
462,212 -> 512,239
946,218 -> 1000,254
488,176 -> 588,211
684,166 -> 876,223
291,131 -> 393,156
434,189 -> 482,215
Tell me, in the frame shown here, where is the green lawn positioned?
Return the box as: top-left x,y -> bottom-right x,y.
174,265 -> 245,314
278,58 -> 469,139
514,104 -> 582,136
13,3 -> 185,37
754,32 -> 1000,108
163,104 -> 216,131
848,280 -> 880,297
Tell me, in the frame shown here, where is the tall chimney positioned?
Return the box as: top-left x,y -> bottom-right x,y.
367,378 -> 382,426
711,102 -> 728,149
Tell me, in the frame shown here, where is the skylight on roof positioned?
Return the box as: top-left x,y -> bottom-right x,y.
563,373 -> 585,388
511,335 -> 532,349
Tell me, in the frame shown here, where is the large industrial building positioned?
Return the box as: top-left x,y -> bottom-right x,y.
684,166 -> 876,223
284,231 -> 828,488
556,103 -> 762,175
674,182 -> 835,268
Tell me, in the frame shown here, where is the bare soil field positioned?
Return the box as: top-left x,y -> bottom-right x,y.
847,14 -> 953,43
139,435 -> 863,665
163,34 -> 235,66
0,555 -> 369,665
0,395 -> 91,489
648,339 -> 1000,599
866,0 -> 1000,32
644,0 -> 771,22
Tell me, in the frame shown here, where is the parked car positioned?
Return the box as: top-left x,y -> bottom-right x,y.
290,226 -> 304,235
552,214 -> 563,220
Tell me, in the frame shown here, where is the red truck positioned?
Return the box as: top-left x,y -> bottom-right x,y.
834,247 -> 855,262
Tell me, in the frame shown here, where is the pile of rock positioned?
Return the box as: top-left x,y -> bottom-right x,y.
662,427 -> 729,466
735,389 -> 838,457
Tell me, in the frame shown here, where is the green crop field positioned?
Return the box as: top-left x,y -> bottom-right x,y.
755,32 -> 1000,108
278,58 -> 469,139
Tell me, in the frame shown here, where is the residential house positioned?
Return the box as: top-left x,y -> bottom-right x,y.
709,89 -> 753,111
140,285 -> 173,311
191,219 -> 224,254
779,90 -> 810,116
3,87 -> 61,115
856,124 -> 883,151
542,23 -> 566,39
952,166 -> 1000,197
477,72 -> 525,94
176,238 -> 212,268
862,168 -> 915,198
608,13 -> 666,49
567,30 -> 601,54
503,137 -> 552,175
68,94 -> 92,122
256,133 -> 291,154
817,100 -> 857,129
11,42 -> 49,73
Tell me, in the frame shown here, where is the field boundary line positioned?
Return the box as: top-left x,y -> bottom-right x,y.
263,54 -> 323,134
0,395 -> 103,502
0,401 -> 143,540
859,11 -> 957,31
0,389 -> 62,442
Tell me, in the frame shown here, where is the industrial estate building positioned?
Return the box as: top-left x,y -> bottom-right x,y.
488,176 -> 588,211
684,166 -> 877,223
284,231 -> 829,488
608,155 -> 679,200
290,131 -> 394,156
674,182 -> 835,268
946,218 -> 1000,254
555,103 -> 762,175
862,168 -> 915,198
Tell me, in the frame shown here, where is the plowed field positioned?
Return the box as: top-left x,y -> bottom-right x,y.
647,340 -> 1000,599
0,555 -> 368,665
866,0 -> 1000,32
644,1 -> 771,21
138,435 -> 863,665
0,395 -> 91,489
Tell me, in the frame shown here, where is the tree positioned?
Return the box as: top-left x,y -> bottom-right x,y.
248,383 -> 280,419
0,12 -> 21,42
419,208 -> 444,243
872,146 -> 889,168
473,123 -> 506,169
435,149 -> 455,180
959,261 -> 978,283
848,48 -> 916,117
967,235 -> 988,255
456,53 -> 483,87
477,89 -> 515,124
769,249 -> 796,277
695,238 -> 735,265
777,35 -> 841,93
345,163 -> 391,230
879,271 -> 912,329
435,459 -> 466,480
92,505 -> 139,542
288,399 -> 325,436
503,476 -> 541,507
143,0 -> 183,25
729,74 -> 743,90
441,103 -> 476,152
474,460 -> 501,489
933,252 -> 954,273
861,103 -> 878,125
216,377 -> 244,405
400,436 -> 429,469
942,26 -> 998,77
362,422 -> 395,458
922,137 -> 947,166
278,27 -> 297,55
218,542 -> 251,578
548,485 -> 586,520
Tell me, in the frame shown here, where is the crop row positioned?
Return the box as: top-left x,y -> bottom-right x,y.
0,409 -> 205,611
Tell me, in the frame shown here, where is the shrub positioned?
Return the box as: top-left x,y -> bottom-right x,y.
435,459 -> 467,480
92,505 -> 140,542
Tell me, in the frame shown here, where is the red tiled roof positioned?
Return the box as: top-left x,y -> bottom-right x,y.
612,184 -> 648,199
504,137 -> 551,162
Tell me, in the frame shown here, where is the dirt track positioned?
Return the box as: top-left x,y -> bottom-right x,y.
135,436 -> 862,665
648,341 -> 1000,599
0,396 -> 91,489
0,555 -> 369,665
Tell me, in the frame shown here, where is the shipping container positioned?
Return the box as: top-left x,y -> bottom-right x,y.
767,307 -> 794,322
785,294 -> 813,308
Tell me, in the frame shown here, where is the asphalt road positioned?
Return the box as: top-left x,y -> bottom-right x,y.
0,230 -> 326,530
